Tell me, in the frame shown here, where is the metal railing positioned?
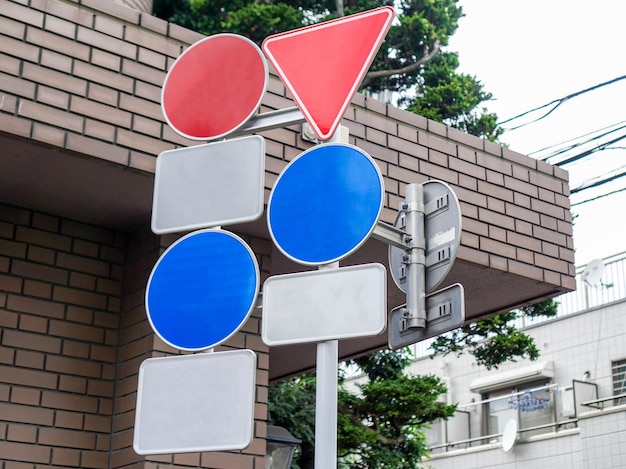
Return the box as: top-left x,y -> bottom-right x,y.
427,384 -> 575,453
582,393 -> 626,409
427,377 -> 626,453
427,419 -> 580,452
529,251 -> 626,323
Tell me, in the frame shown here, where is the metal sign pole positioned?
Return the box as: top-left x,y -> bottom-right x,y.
404,183 -> 427,328
314,128 -> 344,469
315,262 -> 339,469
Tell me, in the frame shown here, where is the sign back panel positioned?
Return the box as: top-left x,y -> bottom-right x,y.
134,350 -> 256,454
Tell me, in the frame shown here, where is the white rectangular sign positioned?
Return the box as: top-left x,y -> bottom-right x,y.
151,135 -> 265,234
133,350 -> 256,455
262,263 -> 387,346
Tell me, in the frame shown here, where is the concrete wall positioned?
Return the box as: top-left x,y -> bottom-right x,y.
427,431 -> 583,469
406,300 -> 626,469
409,300 -> 626,409
579,406 -> 626,468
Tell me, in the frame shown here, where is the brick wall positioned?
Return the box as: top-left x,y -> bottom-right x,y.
0,0 -> 575,296
1,204 -> 123,467
0,203 -> 269,468
0,0 -> 577,466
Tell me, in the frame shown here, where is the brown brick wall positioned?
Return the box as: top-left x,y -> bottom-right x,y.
0,203 -> 269,468
343,95 -> 575,289
0,0 -> 576,465
0,0 -> 574,291
0,204 -> 122,467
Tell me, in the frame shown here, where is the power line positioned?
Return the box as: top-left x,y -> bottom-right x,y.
497,75 -> 626,131
553,132 -> 626,167
571,164 -> 626,194
544,129 -> 626,166
495,75 -> 626,203
529,120 -> 626,160
572,184 -> 626,207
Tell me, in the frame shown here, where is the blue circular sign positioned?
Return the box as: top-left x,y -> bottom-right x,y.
268,143 -> 384,265
145,229 -> 259,351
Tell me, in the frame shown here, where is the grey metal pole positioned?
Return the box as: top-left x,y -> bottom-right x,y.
405,183 -> 426,328
314,128 -> 344,469
315,262 -> 339,469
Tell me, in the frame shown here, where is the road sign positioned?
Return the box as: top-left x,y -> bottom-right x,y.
262,263 -> 386,346
262,7 -> 394,140
388,283 -> 465,349
145,229 -> 259,351
151,136 -> 265,234
134,350 -> 256,454
162,34 -> 268,140
389,180 -> 462,294
267,143 -> 383,265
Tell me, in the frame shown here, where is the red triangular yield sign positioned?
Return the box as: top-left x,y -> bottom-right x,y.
262,7 -> 394,141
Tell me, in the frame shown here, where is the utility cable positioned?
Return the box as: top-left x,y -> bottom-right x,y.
529,120 -> 626,160
571,184 -> 626,206
545,126 -> 626,164
571,164 -> 626,194
553,132 -> 626,167
497,75 -> 626,131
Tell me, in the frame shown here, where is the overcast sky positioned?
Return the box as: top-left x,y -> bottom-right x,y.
447,0 -> 626,266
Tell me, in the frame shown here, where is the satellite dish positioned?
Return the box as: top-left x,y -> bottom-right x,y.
501,419 -> 518,453
581,258 -> 605,287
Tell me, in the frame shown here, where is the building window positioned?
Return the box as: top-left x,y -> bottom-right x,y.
612,359 -> 626,405
483,380 -> 554,441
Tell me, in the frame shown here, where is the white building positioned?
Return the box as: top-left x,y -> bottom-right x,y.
406,252 -> 626,468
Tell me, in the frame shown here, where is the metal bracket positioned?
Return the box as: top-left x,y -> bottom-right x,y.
398,296 -> 453,333
388,283 -> 465,349
231,106 -> 306,137
372,221 -> 408,250
424,192 -> 449,215
389,180 -> 462,295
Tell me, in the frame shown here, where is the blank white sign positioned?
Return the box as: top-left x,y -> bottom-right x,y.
262,263 -> 387,346
133,350 -> 256,455
151,135 -> 265,234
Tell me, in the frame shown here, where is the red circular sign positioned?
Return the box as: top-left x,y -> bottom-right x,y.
162,34 -> 268,140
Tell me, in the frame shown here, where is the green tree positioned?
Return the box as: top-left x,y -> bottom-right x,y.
429,299 -> 559,369
338,349 -> 455,468
407,52 -> 503,141
268,349 -> 456,469
268,374 -> 317,466
154,0 -> 459,91
152,0 -> 500,140
268,300 -> 559,468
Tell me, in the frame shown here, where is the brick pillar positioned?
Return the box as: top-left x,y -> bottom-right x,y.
110,225 -> 162,468
111,227 -> 271,469
0,203 -> 125,468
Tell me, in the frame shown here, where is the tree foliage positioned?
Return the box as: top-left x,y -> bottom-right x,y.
152,0 -> 502,140
154,0 -> 460,92
338,349 -> 455,468
429,299 -> 559,369
268,300 -> 559,467
407,52 -> 503,141
269,349 -> 456,469
268,374 -> 317,466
